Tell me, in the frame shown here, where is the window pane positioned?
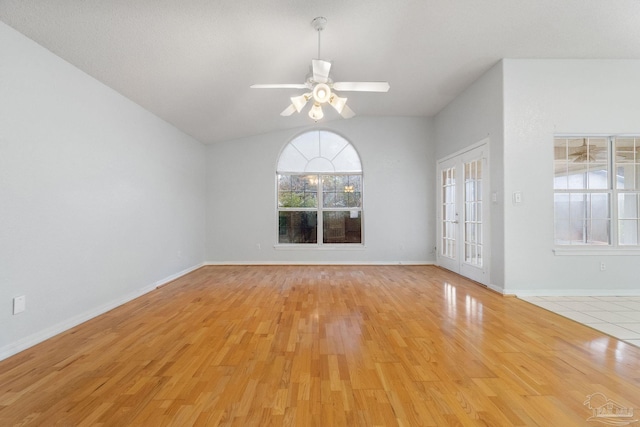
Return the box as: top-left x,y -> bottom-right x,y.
587,165 -> 608,190
567,171 -> 587,190
554,193 -> 570,219
278,175 -> 318,208
618,193 -> 639,219
569,193 -> 587,223
616,165 -> 635,190
323,211 -> 361,243
615,138 -> 640,191
588,219 -> 610,245
322,175 -> 337,191
322,175 -> 362,208
278,211 -> 317,243
557,137 -> 609,190
590,193 -> 610,220
618,193 -> 640,246
616,138 -> 637,164
278,131 -> 362,173
555,192 -> 611,245
554,219 -> 571,245
569,219 -> 586,244
554,138 -> 569,189
619,220 -> 639,245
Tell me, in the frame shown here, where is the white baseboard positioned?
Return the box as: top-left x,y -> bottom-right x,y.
487,283 -> 508,295
204,261 -> 435,266
155,263 -> 203,287
0,263 -> 203,362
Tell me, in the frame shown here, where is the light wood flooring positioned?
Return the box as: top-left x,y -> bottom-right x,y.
1,265 -> 639,426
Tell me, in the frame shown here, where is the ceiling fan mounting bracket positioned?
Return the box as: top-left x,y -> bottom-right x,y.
311,17 -> 327,32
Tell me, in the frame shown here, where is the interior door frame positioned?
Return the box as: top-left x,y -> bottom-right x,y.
436,139 -> 491,285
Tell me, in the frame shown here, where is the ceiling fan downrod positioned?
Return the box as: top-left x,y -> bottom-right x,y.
311,17 -> 327,59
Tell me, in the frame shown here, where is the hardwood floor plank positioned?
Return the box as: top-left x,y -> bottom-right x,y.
1,265 -> 639,426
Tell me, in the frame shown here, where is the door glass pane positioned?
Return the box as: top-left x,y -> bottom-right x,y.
441,166 -> 456,258
463,158 -> 482,267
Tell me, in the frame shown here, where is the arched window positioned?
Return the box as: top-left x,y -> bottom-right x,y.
277,130 -> 363,245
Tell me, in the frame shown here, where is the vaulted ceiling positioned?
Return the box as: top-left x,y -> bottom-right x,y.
2,0 -> 640,144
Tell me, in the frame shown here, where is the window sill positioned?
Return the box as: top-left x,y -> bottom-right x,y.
553,247 -> 640,256
274,244 -> 366,251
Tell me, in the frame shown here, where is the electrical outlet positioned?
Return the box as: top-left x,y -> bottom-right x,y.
13,295 -> 26,315
600,262 -> 606,271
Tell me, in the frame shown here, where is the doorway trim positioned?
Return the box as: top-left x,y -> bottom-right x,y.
436,138 -> 491,285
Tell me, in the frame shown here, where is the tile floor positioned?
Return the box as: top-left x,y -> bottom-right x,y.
519,295 -> 640,348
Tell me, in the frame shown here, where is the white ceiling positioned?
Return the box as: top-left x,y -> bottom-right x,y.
2,1 -> 640,144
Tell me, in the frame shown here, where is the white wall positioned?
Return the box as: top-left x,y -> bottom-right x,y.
503,59 -> 640,295
0,22 -> 207,359
434,62 -> 505,291
205,116 -> 435,264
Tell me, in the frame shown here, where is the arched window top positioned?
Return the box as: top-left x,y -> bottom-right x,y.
277,130 -> 362,173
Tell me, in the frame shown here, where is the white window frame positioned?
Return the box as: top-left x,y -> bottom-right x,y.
553,135 -> 640,256
275,130 -> 365,249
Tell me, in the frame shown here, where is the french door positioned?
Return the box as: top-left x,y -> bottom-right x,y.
437,144 -> 489,285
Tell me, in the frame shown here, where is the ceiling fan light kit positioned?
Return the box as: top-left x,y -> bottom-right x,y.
309,103 -> 324,121
251,17 -> 390,122
312,83 -> 331,104
329,94 -> 347,114
290,93 -> 311,113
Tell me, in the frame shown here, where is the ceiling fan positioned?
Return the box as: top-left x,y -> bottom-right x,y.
615,140 -> 640,160
568,138 -> 606,162
250,17 -> 390,121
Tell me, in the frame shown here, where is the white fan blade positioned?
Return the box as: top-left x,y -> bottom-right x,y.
332,81 -> 390,92
340,104 -> 355,119
250,84 -> 308,89
280,104 -> 297,116
312,59 -> 332,83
